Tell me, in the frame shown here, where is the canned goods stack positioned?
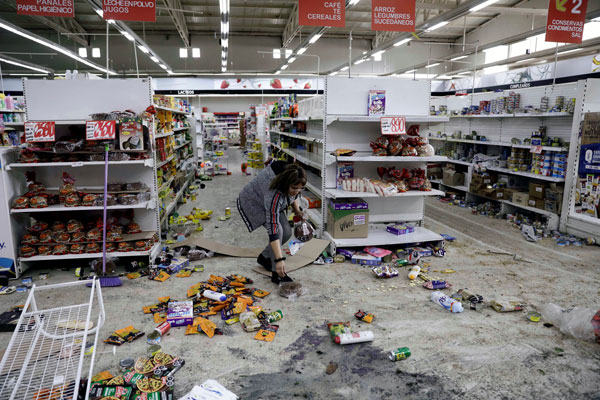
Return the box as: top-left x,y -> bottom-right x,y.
507,92 -> 520,113
508,148 -> 530,172
551,153 -> 567,179
540,96 -> 549,112
532,152 -> 552,176
554,96 -> 564,111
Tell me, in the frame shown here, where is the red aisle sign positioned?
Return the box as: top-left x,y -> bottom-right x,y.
102,0 -> 155,22
381,116 -> 406,135
545,0 -> 588,44
16,0 -> 74,18
298,0 -> 345,28
372,0 -> 416,32
25,122 -> 55,142
86,120 -> 116,141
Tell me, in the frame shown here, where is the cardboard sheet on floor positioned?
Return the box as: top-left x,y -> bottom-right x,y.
173,237 -> 263,258
252,238 -> 330,276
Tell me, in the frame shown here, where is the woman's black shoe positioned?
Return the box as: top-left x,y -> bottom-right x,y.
257,254 -> 272,271
271,271 -> 294,284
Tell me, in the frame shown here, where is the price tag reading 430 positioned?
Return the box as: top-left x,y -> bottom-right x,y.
381,116 -> 406,135
25,121 -> 55,142
86,120 -> 116,141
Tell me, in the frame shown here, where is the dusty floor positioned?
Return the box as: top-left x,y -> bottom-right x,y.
1,148 -> 599,399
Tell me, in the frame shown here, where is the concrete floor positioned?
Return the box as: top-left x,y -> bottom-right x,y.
1,148 -> 599,399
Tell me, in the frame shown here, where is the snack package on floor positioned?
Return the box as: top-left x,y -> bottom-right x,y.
178,380 -> 238,400
327,321 -> 351,341
354,309 -> 374,323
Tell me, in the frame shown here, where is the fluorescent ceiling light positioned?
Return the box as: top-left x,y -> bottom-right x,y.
273,49 -> 281,59
288,57 -> 296,63
285,49 -> 293,59
297,47 -> 307,55
372,50 -> 385,61
559,48 -> 580,54
349,0 -> 360,5
425,21 -> 448,32
0,56 -> 50,74
425,63 -> 440,68
221,67 -> 226,72
159,64 -> 167,70
192,48 -> 201,58
78,47 -> 87,58
275,70 -> 281,75
95,9 -> 103,17
330,71 -> 338,75
436,75 -> 453,80
92,48 -> 101,58
167,70 -> 174,75
340,66 -> 349,71
394,38 -> 411,47
107,19 -> 115,24
221,22 -> 229,33
0,20 -> 114,74
281,64 -> 288,70
150,56 -> 159,63
309,33 -> 322,44
405,69 -> 416,73
515,58 -> 535,63
138,45 -> 149,54
354,59 -> 366,65
179,48 -> 188,58
470,0 -> 500,13
219,0 -> 229,14
451,55 -> 467,61
222,38 -> 229,48
122,32 -> 134,41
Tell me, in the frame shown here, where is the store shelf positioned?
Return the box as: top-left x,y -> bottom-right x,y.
324,188 -> 445,198
173,126 -> 191,132
158,175 -> 175,192
0,109 -> 25,113
160,180 -> 190,224
326,115 -> 449,124
10,200 -> 153,214
21,243 -> 160,262
271,117 -> 312,122
511,144 -> 568,152
502,200 -> 557,217
305,170 -> 322,198
447,112 -> 572,119
155,131 -> 174,140
157,155 -> 174,168
175,140 -> 191,150
6,159 -> 152,169
2,122 -> 24,126
324,226 -> 442,247
154,105 -> 191,115
271,130 -> 323,144
429,137 -> 568,152
306,208 -> 322,228
272,143 -> 322,169
486,166 -> 565,182
336,154 -> 447,162
431,179 -> 468,192
441,159 -> 472,167
567,212 -> 599,224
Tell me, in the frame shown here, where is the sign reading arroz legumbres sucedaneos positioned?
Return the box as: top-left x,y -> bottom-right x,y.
298,0 -> 345,27
371,0 -> 416,32
545,0 -> 588,44
381,116 -> 406,135
25,121 -> 56,142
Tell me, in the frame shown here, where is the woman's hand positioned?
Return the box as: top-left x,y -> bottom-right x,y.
275,260 -> 287,277
293,209 -> 306,220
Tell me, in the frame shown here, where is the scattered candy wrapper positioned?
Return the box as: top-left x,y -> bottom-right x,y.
440,234 -> 456,242
371,265 -> 398,279
354,309 -> 374,323
178,379 -> 238,400
288,239 -> 304,256
490,300 -> 524,312
441,269 -> 456,274
422,280 -> 452,290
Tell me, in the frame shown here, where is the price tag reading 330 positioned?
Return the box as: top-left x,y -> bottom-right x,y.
25,121 -> 55,142
381,116 -> 406,135
86,120 -> 116,141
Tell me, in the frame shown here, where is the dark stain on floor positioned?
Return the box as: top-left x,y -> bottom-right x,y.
230,327 -> 464,399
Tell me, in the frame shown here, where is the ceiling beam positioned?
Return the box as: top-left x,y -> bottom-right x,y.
282,2 -> 299,48
0,52 -> 55,74
162,0 -> 190,47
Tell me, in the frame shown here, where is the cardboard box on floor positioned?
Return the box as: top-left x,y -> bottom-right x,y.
252,238 -> 330,277
443,168 -> 465,186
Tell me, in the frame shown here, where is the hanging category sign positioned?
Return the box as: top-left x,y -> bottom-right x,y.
545,0 -> 588,44
25,121 -> 55,142
298,0 -> 345,28
16,0 -> 74,18
371,0 -> 416,32
86,120 -> 116,141
381,116 -> 406,135
102,0 -> 156,22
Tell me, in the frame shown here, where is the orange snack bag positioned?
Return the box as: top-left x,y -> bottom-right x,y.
253,289 -> 270,298
176,270 -> 192,278
196,317 -> 216,338
154,312 -> 167,324
154,271 -> 170,282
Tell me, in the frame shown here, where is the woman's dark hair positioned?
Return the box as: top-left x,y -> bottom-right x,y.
270,164 -> 307,193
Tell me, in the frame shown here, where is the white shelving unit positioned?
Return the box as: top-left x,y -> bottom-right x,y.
0,78 -> 162,278
322,76 -> 446,253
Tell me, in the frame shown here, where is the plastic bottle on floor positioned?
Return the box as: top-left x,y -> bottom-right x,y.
541,303 -> 598,340
431,291 -> 463,313
408,265 -> 420,280
334,331 -> 374,345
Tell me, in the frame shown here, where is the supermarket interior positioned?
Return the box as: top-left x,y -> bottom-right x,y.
0,0 -> 599,399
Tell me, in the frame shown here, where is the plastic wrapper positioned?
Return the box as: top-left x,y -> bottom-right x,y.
332,149 -> 357,157
421,179 -> 432,191
366,179 -> 398,197
126,222 -> 142,234
70,244 -> 85,254
86,243 -> 101,253
54,232 -> 71,243
90,256 -> 117,275
372,265 -> 399,279
107,183 -> 123,192
372,147 -> 388,157
52,222 -> 66,233
20,245 -> 36,258
29,196 -> 48,209
372,136 -> 389,149
88,154 -> 105,161
288,239 -> 304,256
107,228 -> 123,242
293,220 -> 314,242
395,180 -> 409,192
54,139 -> 84,153
13,197 -> 29,209
39,230 -> 55,244
19,149 -> 39,163
106,242 -> 116,252
37,245 -> 51,256
279,282 -> 307,300
417,144 -> 435,157
187,249 -> 213,261
67,220 -> 84,233
401,146 -> 418,157
118,194 -> 139,205
109,153 -> 131,161
388,139 -> 402,156
52,244 -> 69,255
124,182 -> 149,191
64,193 -> 81,207
422,280 -> 453,290
239,312 -> 261,332
82,194 -> 97,206
95,194 -> 116,206
541,303 -> 599,341
60,172 -> 77,196
87,228 -> 102,242
71,231 -> 86,243
406,125 -> 420,136
29,221 -> 49,233
118,242 -> 134,252
21,233 -> 39,245
135,240 -> 152,251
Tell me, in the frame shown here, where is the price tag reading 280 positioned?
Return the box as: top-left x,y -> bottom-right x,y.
86,120 -> 116,141
25,121 -> 56,142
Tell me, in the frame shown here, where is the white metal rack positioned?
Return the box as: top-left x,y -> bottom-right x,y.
321,76 -> 447,253
0,79 -> 162,278
0,279 -> 105,400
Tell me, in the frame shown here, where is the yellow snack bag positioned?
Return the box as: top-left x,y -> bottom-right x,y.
253,289 -> 270,298
158,296 -> 170,303
92,371 -> 113,382
142,305 -> 156,314
127,272 -> 141,280
232,302 -> 246,314
230,281 -> 244,288
187,288 -> 200,298
196,317 -> 216,338
154,312 -> 167,324
154,271 -> 170,282
237,295 -> 253,306
185,324 -> 199,335
176,270 -> 192,278
254,327 -> 278,342
114,326 -> 134,338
